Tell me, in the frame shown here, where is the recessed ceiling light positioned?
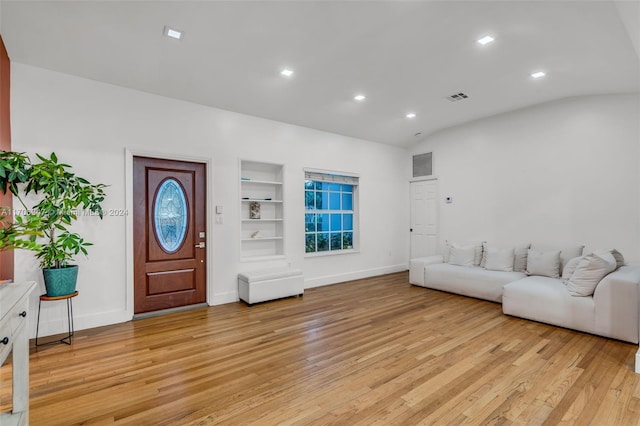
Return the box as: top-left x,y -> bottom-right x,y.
531,71 -> 546,79
477,35 -> 495,45
280,69 -> 294,77
163,26 -> 183,40
354,94 -> 366,102
405,112 -> 417,119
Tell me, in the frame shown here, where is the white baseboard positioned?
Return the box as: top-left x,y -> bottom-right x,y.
636,347 -> 640,373
29,309 -> 131,339
210,291 -> 238,306
304,264 -> 408,289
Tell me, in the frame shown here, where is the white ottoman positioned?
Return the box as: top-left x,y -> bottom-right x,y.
238,267 -> 304,305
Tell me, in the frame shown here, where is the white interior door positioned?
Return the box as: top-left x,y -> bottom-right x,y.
410,180 -> 438,258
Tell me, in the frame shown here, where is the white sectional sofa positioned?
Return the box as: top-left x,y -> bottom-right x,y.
411,256 -> 526,302
503,267 -> 640,343
410,243 -> 640,344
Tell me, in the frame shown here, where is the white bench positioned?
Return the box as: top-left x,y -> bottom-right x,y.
238,267 -> 304,305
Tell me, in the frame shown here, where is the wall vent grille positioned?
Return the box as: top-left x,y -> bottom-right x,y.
413,152 -> 432,177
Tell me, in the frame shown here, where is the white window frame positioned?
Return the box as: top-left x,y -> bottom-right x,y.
304,169 -> 359,257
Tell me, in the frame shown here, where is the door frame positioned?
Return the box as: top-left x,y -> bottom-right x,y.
125,148 -> 214,319
409,176 -> 439,258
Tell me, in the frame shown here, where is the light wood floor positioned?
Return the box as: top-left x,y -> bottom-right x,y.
2,271 -> 640,425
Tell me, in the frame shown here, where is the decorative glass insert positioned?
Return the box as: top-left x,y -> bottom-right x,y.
154,178 -> 188,252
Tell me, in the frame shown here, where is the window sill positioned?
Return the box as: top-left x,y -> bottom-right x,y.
304,249 -> 360,258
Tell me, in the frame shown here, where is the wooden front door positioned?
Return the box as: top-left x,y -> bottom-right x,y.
0,35 -> 13,280
133,157 -> 206,314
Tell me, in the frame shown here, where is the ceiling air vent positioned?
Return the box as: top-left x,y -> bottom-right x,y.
446,92 -> 469,102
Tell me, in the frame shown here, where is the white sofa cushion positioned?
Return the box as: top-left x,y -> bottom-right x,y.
409,255 -> 444,286
503,276 -> 595,335
526,249 -> 561,278
448,245 -> 476,267
484,247 -> 515,272
566,252 -> 616,297
424,263 -> 526,302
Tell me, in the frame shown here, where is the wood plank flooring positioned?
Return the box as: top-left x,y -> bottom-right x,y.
2,271 -> 640,425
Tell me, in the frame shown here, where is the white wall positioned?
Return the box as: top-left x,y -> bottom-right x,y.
615,1 -> 640,63
411,94 -> 640,262
11,63 -> 409,337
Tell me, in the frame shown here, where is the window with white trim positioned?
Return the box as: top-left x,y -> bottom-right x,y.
304,171 -> 358,254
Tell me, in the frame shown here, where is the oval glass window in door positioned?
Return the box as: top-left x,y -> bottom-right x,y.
153,178 -> 188,252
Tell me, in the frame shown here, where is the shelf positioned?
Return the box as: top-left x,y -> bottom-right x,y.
241,179 -> 282,185
242,237 -> 283,242
240,159 -> 285,260
241,199 -> 283,203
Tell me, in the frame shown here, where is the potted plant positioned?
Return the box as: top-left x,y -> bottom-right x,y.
0,150 -> 107,296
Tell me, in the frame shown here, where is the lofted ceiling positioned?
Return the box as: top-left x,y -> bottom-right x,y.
1,1 -> 638,147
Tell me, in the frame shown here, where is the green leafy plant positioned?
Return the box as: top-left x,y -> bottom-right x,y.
0,206 -> 42,251
0,150 -> 107,269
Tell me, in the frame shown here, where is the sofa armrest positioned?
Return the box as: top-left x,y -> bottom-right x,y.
593,266 -> 640,344
419,255 -> 445,265
409,255 -> 444,286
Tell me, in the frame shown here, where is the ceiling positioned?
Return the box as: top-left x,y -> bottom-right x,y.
1,1 -> 638,147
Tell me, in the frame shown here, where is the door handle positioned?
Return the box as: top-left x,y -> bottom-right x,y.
195,242 -> 205,248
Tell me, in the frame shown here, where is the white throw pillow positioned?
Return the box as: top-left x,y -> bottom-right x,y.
513,244 -> 531,272
594,248 -> 625,269
566,252 -> 617,297
481,243 -> 530,272
562,256 -> 583,282
448,246 -> 476,267
445,240 -> 484,266
526,249 -> 561,278
480,243 -> 490,268
611,249 -> 625,268
484,247 -> 515,272
530,244 -> 584,271
480,243 -> 493,268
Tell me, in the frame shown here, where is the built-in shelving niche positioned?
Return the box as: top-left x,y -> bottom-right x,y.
239,160 -> 285,261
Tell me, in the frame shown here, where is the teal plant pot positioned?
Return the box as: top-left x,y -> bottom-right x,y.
43,265 -> 78,297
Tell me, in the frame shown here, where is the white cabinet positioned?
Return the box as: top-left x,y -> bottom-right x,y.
0,281 -> 37,426
240,160 -> 285,261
